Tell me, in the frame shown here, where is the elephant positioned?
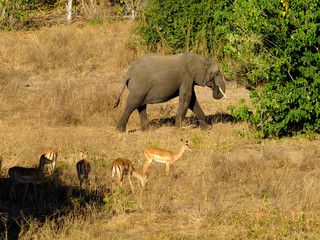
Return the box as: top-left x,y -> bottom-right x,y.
113,52 -> 226,132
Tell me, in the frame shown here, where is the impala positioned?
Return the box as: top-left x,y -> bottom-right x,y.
9,154 -> 49,202
143,139 -> 192,175
111,158 -> 148,194
39,147 -> 58,175
76,152 -> 91,190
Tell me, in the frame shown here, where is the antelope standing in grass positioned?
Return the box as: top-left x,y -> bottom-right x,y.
111,158 -> 148,194
39,147 -> 58,175
9,154 -> 49,202
143,139 -> 192,175
76,152 -> 91,190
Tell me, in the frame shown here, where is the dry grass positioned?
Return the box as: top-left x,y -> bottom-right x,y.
1,20 -> 320,240
0,21 -> 138,127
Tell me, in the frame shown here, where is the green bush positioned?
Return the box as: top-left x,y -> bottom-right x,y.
104,188 -> 138,214
136,0 -> 230,55
228,0 -> 320,138
0,0 -> 35,30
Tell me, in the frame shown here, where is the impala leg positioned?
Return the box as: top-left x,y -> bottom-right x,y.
143,159 -> 152,174
116,167 -> 124,188
48,165 -> 52,175
48,164 -> 55,185
9,188 -> 13,201
23,183 -> 29,201
117,174 -> 122,188
128,174 -> 135,194
79,177 -> 83,190
10,182 -> 17,201
52,161 -> 56,173
111,169 -> 115,190
32,181 -> 38,202
85,176 -> 89,189
166,163 -> 170,176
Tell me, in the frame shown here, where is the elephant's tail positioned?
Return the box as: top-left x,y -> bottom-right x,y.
113,77 -> 129,109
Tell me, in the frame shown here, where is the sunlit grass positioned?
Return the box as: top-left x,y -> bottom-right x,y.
0,20 -> 320,239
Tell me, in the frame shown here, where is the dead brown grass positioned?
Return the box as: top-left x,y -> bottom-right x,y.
1,20 -> 320,240
0,21 -> 139,127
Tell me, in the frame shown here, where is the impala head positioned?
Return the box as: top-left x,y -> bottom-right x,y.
39,154 -> 50,171
181,139 -> 192,151
80,151 -> 87,160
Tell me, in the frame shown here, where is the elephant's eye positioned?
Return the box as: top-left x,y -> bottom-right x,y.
207,81 -> 214,88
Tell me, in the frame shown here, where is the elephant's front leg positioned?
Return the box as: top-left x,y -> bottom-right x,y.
138,105 -> 149,131
189,93 -> 210,130
176,85 -> 192,127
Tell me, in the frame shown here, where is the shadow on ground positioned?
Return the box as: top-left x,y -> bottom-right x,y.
0,170 -> 106,240
149,113 -> 235,129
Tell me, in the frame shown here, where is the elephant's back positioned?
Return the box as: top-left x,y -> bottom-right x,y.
130,53 -> 183,68
127,53 -> 184,78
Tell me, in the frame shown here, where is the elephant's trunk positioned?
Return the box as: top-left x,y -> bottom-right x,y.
212,75 -> 226,99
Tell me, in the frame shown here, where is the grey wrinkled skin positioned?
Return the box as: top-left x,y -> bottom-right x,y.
113,53 -> 226,132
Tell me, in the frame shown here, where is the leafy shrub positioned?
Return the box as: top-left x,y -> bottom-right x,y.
136,0 -> 230,55
0,0 -> 35,30
104,188 -> 138,214
228,0 -> 320,138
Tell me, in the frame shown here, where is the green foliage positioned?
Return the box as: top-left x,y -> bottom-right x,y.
225,0 -> 320,138
229,76 -> 320,138
190,132 -> 203,149
89,18 -> 101,26
103,188 -> 138,214
136,0 -> 228,55
91,155 -> 108,168
232,127 -> 249,139
190,132 -> 210,149
73,195 -> 87,208
0,0 -> 35,30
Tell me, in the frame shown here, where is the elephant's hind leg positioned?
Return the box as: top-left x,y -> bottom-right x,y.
138,105 -> 149,131
116,108 -> 134,132
116,93 -> 143,132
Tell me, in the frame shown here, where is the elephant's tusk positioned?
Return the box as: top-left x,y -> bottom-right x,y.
219,87 -> 227,98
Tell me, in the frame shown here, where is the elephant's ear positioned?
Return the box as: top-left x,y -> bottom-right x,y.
184,53 -> 209,86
